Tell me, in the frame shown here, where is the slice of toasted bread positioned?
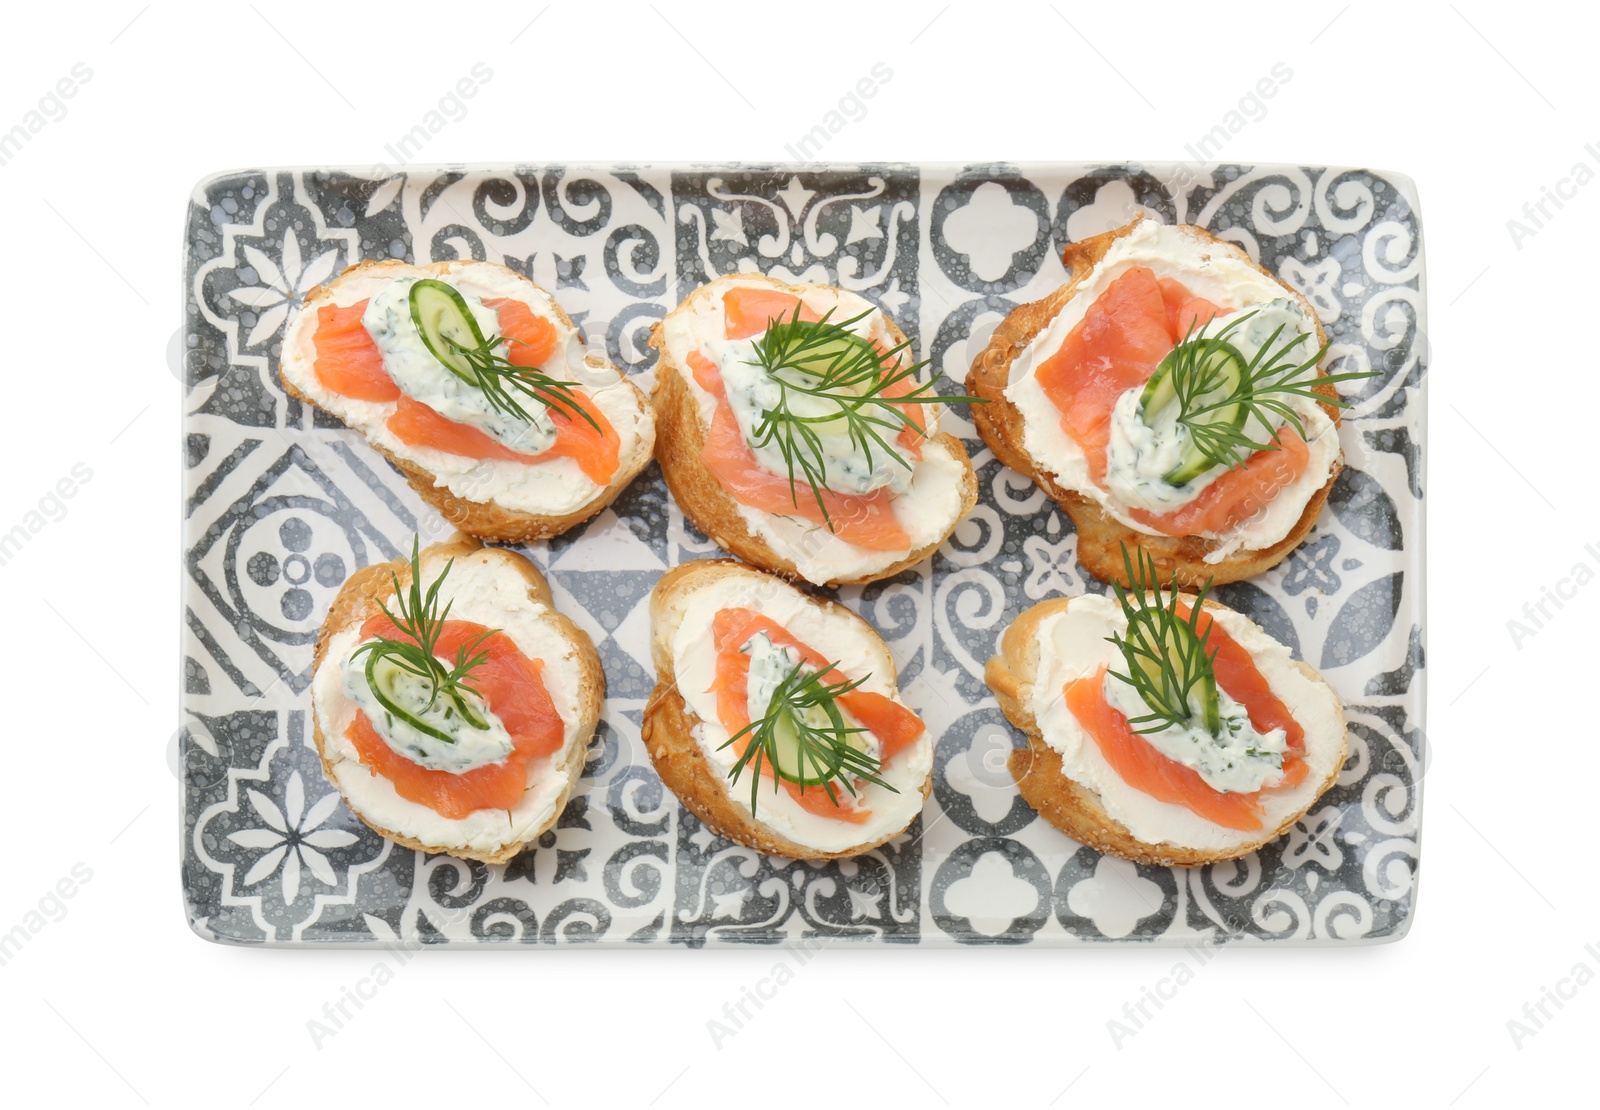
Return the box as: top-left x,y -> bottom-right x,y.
310,536 -> 602,864
966,219 -> 1341,588
642,559 -> 934,860
280,259 -> 655,544
648,273 -> 977,588
984,594 -> 1346,867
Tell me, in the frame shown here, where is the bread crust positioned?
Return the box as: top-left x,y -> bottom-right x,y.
984,594 -> 1347,867
648,273 -> 977,588
641,559 -> 933,860
965,219 -> 1342,588
279,259 -> 656,544
310,535 -> 603,864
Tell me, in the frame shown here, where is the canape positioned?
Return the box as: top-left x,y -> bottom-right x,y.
651,273 -> 977,587
281,260 -> 654,543
311,536 -> 601,863
967,217 -> 1370,587
985,547 -> 1347,866
644,559 -> 933,859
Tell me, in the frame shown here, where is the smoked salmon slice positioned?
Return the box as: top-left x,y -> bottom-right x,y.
876,346 -> 928,457
314,292 -> 618,484
313,301 -> 400,402
388,395 -> 537,463
691,286 -> 939,550
483,297 -> 560,369
386,390 -> 620,485
1176,601 -> 1309,787
345,616 -> 564,820
1035,266 -> 1174,481
1157,276 -> 1226,342
722,286 -> 822,340
687,351 -> 911,551
1035,263 -> 1320,545
1063,605 -> 1309,829
714,609 -> 923,760
1036,268 -> 1234,481
1065,667 -> 1266,831
535,392 -> 621,485
710,607 -> 924,821
1130,426 -> 1311,537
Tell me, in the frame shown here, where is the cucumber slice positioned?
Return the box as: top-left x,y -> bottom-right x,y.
365,651 -> 487,743
1125,609 -> 1221,734
761,683 -> 873,786
1137,358 -> 1179,418
409,279 -> 489,383
1138,338 -> 1249,486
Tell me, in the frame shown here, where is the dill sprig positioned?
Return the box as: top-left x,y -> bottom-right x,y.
721,655 -> 897,817
743,306 -> 984,528
446,333 -> 602,434
1161,309 -> 1375,472
349,538 -> 495,744
1105,546 -> 1221,736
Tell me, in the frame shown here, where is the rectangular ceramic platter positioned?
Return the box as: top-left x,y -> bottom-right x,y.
180,162 -> 1426,948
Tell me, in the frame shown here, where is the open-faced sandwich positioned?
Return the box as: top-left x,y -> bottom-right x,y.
280,259 -> 655,543
968,217 -> 1371,587
643,559 -> 933,859
650,273 -> 978,587
985,546 -> 1347,866
311,536 -> 602,864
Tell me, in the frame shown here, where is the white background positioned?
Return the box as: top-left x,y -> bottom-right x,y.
0,1 -> 1587,1106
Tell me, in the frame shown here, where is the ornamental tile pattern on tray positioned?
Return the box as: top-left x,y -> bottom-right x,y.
181,163 -> 1425,946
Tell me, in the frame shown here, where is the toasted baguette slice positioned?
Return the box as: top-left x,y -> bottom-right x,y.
643,559 -> 934,860
648,272 -> 977,588
280,259 -> 655,544
310,536 -> 601,864
967,218 -> 1342,588
985,593 -> 1346,867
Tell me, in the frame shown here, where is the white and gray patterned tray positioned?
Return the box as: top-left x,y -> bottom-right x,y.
180,162 -> 1425,947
